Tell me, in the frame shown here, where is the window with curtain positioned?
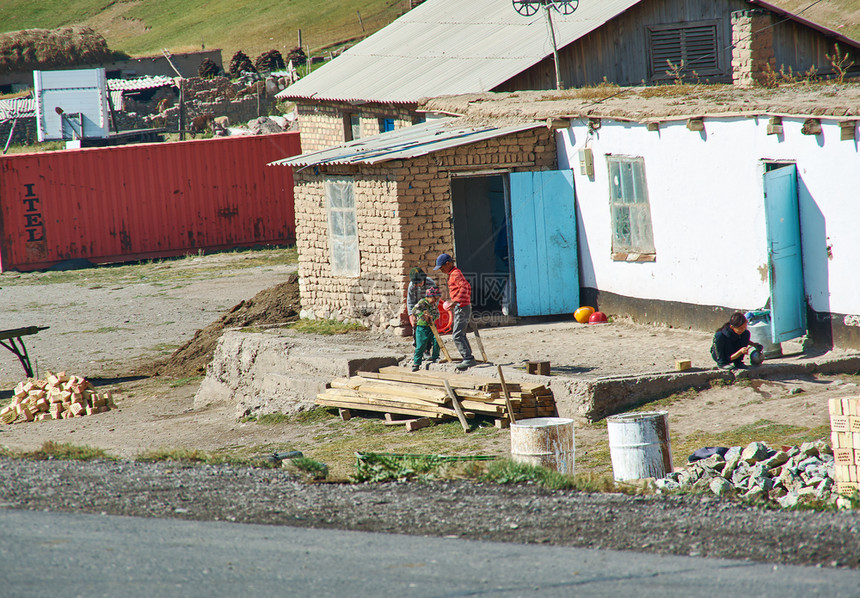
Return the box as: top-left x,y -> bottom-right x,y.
325,177 -> 360,276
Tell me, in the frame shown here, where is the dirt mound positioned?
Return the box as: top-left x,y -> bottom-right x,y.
157,275 -> 300,378
0,27 -> 113,73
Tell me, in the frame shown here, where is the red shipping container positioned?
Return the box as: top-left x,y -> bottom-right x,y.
0,132 -> 301,271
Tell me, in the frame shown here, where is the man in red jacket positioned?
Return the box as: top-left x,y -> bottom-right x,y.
434,253 -> 477,370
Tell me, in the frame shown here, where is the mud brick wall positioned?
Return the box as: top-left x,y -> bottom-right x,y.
293,171 -> 406,328
732,10 -> 776,87
293,126 -> 557,330
294,100 -> 419,152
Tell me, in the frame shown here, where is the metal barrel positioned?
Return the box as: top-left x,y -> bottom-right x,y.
510,417 -> 575,475
606,411 -> 672,481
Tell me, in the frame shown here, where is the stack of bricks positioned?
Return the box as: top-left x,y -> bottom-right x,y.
0,372 -> 114,425
731,10 -> 776,87
293,127 -> 556,330
829,397 -> 860,495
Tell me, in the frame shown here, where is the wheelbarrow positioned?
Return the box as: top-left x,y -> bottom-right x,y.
0,326 -> 49,378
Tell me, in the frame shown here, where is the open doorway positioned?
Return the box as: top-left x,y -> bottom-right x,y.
450,174 -> 512,318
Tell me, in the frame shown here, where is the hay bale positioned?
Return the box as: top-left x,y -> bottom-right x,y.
0,26 -> 113,73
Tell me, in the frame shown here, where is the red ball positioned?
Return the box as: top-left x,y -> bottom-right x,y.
588,311 -> 608,324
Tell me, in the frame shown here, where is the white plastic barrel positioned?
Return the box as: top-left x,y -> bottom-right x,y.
510,417 -> 575,475
607,411 -> 673,481
748,320 -> 782,358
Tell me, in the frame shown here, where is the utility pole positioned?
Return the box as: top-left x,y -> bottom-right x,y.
543,5 -> 562,90
512,1 -> 579,91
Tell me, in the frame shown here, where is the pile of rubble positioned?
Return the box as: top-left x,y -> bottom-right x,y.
655,440 -> 849,507
0,372 -> 114,424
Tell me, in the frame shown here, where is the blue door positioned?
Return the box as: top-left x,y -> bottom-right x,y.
763,165 -> 806,342
509,170 -> 578,316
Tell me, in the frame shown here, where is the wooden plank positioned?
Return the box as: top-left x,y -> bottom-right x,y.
470,321 -> 488,363
317,392 -> 460,418
354,373 -> 496,400
443,379 -> 470,434
330,378 -> 449,402
376,366 -> 509,390
318,391 -> 474,419
497,365 -> 517,424
316,396 -> 449,419
406,418 -> 433,432
325,385 -> 445,408
430,323 -> 452,363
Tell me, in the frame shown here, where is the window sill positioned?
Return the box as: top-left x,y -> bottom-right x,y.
612,252 -> 656,262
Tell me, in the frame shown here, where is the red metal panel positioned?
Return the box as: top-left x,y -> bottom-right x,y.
0,132 -> 300,271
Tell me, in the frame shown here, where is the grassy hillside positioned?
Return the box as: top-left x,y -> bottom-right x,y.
0,0 -> 409,62
0,0 -> 858,65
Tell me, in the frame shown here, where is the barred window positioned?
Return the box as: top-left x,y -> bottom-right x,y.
325,177 -> 360,276
607,156 -> 656,261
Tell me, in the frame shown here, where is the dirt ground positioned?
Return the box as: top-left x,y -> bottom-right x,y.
0,249 -> 858,477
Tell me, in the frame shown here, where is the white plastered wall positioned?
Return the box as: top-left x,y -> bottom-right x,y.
557,115 -> 860,317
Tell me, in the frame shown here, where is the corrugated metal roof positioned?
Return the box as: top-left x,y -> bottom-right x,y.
0,98 -> 35,121
276,0 -> 642,103
109,90 -> 124,109
270,117 -> 543,167
106,75 -> 177,92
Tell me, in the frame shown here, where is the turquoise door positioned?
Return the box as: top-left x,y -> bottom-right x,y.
763,165 -> 806,343
509,170 -> 578,316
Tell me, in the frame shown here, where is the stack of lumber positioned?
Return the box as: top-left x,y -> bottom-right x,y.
0,372 -> 114,425
315,366 -> 556,427
829,397 -> 860,495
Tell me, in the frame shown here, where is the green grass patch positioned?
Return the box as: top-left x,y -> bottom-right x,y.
28,441 -> 115,461
135,447 -> 276,468
480,459 -> 625,493
671,420 -> 831,466
1,0 -> 407,60
3,141 -> 65,155
288,318 -> 367,335
353,452 -> 498,482
241,407 -> 336,425
246,413 -> 292,425
293,413 -> 508,481
286,456 -> 329,480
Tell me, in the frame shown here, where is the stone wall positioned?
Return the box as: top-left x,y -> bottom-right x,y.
294,100 -> 418,152
139,77 -> 274,131
732,10 -> 776,86
0,117 -> 37,147
294,126 -> 557,329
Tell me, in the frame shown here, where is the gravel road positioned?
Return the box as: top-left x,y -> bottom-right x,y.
1,457 -> 859,571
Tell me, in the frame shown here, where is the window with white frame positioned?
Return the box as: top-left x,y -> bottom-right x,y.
606,156 -> 656,261
325,177 -> 360,276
